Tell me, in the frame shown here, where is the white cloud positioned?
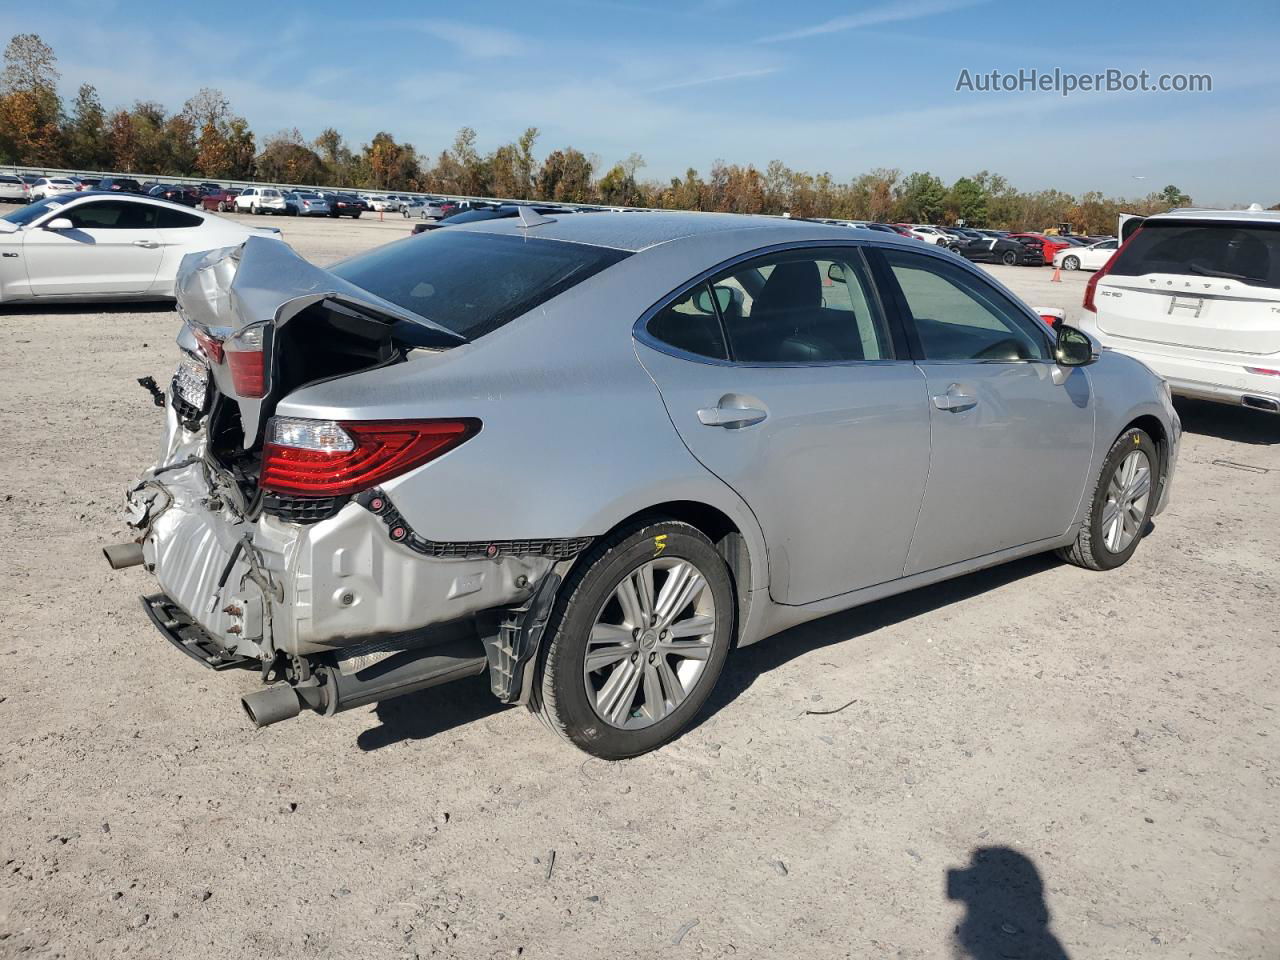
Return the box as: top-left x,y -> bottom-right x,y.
646,67 -> 781,93
758,0 -> 992,43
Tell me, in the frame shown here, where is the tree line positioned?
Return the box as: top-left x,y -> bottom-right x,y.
0,33 -> 1210,234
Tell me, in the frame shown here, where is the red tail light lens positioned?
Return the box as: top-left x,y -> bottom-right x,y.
1084,229 -> 1140,313
225,322 -> 268,398
191,328 -> 224,363
260,417 -> 480,498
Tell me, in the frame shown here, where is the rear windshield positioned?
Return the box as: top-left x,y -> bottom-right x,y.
1112,219 -> 1280,289
329,230 -> 630,339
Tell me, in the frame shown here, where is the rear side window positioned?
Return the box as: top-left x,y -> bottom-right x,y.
647,283 -> 728,360
157,207 -> 202,228
330,231 -> 630,339
1111,220 -> 1280,289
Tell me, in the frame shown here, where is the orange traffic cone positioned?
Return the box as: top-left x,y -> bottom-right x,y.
1050,266 -> 1062,282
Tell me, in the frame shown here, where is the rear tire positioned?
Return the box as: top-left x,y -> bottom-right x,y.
1057,427 -> 1160,571
1001,250 -> 1017,266
530,520 -> 734,759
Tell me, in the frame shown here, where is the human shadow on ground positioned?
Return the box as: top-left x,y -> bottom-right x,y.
946,846 -> 1071,960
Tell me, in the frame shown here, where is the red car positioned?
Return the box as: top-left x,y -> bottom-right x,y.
1008,233 -> 1071,264
200,188 -> 241,213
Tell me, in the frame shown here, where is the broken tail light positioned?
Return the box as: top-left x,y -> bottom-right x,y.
225,322 -> 269,398
260,417 -> 481,498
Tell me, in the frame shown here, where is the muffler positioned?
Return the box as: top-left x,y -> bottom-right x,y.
240,635 -> 488,728
103,542 -> 145,569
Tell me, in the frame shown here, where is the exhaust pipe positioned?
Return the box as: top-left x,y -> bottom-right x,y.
103,542 -> 145,570
1241,395 -> 1279,413
242,683 -> 305,727
240,635 -> 488,728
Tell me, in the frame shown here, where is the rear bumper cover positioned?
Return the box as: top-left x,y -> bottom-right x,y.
1092,338 -> 1280,409
125,408 -> 558,660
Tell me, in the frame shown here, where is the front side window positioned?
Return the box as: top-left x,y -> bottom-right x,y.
879,249 -> 1050,362
64,201 -> 158,230
711,249 -> 893,363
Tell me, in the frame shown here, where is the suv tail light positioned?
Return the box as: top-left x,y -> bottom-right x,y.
225,322 -> 269,397
260,417 -> 480,498
1083,230 -> 1140,313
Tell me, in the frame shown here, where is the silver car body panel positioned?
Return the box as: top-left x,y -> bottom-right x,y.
127,212 -> 1180,668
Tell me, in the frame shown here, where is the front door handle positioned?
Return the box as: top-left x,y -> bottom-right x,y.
932,390 -> 977,412
132,240 -> 159,248
697,405 -> 768,428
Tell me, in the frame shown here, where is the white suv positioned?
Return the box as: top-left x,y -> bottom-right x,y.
234,187 -> 288,215
1078,208 -> 1280,414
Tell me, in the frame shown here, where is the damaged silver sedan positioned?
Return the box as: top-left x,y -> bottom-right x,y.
109,211 -> 1180,758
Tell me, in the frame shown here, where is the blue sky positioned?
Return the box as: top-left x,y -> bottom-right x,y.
29,0 -> 1280,204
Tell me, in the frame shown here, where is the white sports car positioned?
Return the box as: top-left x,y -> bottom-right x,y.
1054,238 -> 1119,271
0,192 -> 281,303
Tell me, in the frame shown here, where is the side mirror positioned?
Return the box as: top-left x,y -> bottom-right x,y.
45,218 -> 75,231
827,262 -> 846,283
1055,324 -> 1098,367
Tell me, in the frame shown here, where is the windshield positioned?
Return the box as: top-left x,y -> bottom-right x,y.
330,231 -> 630,340
2,197 -> 66,226
1111,220 -> 1280,289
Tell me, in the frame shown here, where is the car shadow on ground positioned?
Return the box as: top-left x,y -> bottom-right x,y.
1175,397 -> 1279,445
357,673 -> 509,751
0,301 -> 175,316
946,846 -> 1071,959
695,552 -> 1060,729
357,553 -> 1061,751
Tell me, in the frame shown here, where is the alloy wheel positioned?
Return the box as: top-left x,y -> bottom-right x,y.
583,557 -> 717,730
1101,449 -> 1152,553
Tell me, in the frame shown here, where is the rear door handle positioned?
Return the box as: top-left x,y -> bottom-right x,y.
697,405 -> 768,428
132,240 -> 159,248
932,391 -> 977,412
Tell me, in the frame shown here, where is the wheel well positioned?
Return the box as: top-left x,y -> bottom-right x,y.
608,501 -> 752,646
1123,414 -> 1169,475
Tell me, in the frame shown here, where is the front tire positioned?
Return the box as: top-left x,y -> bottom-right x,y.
530,521 -> 734,759
1058,428 -> 1160,571
1063,255 -> 1081,271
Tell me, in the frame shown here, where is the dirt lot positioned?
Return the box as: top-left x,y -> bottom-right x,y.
1,211 -> 1277,960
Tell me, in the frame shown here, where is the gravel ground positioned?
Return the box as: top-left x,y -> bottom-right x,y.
1,211 -> 1277,960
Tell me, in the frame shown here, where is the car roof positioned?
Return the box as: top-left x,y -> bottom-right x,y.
1147,207 -> 1280,225
453,210 -> 910,253
37,190 -> 207,211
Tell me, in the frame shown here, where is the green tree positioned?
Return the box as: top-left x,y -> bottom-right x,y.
1158,184 -> 1191,208
946,176 -> 988,225
896,172 -> 947,222
65,83 -> 108,168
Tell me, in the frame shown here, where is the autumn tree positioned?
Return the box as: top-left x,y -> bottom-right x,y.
0,33 -> 62,164
536,148 -> 593,203
256,128 -> 326,184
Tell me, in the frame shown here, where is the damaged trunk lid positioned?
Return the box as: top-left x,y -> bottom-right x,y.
174,235 -> 465,448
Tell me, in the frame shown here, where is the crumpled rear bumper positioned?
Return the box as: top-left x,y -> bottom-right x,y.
125,411 -> 554,660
